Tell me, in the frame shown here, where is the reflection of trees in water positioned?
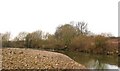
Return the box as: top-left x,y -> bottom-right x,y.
59,51 -> 118,69
94,55 -> 118,66
87,59 -> 108,69
87,60 -> 118,69
118,57 -> 120,67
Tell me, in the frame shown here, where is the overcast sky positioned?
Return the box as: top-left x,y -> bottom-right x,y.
0,0 -> 119,38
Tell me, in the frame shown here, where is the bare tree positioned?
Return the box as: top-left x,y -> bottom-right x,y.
25,30 -> 43,48
76,22 -> 88,35
2,32 -> 11,47
14,32 -> 28,41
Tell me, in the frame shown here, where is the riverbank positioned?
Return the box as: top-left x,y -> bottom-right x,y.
2,48 -> 86,69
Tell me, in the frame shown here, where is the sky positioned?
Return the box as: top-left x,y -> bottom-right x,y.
0,0 -> 119,39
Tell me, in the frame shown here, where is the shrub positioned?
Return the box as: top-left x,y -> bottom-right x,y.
94,35 -> 108,54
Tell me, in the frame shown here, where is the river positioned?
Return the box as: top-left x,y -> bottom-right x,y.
56,50 -> 119,69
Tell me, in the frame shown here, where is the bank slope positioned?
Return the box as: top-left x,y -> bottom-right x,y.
2,48 -> 86,69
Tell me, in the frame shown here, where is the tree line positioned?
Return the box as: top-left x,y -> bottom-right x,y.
0,21 -> 118,55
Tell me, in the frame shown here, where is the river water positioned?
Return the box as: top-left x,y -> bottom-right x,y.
57,50 -> 119,69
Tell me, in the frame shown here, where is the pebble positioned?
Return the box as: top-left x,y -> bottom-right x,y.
2,48 -> 86,69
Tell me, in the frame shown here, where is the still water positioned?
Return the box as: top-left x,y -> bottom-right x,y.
57,50 -> 119,69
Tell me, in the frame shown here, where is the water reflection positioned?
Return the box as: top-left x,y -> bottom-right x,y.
57,50 -> 119,69
86,59 -> 118,69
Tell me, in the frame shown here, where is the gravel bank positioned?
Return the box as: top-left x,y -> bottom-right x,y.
2,48 -> 86,69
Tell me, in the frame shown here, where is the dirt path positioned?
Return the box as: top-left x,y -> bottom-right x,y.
2,48 -> 86,69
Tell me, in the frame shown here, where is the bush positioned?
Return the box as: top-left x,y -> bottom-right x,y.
70,35 -> 94,53
93,35 -> 108,54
